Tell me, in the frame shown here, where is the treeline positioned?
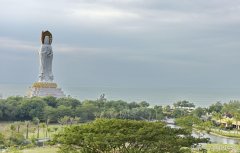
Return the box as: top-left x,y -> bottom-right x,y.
3,95 -> 237,124
0,96 -> 165,123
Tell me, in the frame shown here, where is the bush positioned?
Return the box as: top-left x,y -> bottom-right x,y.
8,132 -> 25,146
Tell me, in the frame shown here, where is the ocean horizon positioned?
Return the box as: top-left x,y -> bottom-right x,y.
1,83 -> 240,107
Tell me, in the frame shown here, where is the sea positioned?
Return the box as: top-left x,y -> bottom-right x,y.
1,83 -> 240,107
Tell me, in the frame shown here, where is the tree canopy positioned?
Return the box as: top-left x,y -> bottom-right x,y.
0,96 -> 164,123
55,119 -> 208,153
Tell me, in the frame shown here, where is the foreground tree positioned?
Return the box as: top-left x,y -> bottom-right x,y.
234,111 -> 240,133
25,121 -> 30,139
55,119 -> 208,153
14,121 -> 23,133
0,133 -> 5,147
32,117 -> 40,138
175,115 -> 203,132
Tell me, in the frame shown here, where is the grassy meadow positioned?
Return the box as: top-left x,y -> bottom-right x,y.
7,146 -> 57,153
0,122 -> 63,139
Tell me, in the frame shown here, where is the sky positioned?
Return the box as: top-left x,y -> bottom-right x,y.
1,0 -> 240,89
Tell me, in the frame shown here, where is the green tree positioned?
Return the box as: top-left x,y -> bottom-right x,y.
173,100 -> 195,108
55,119 -> 208,153
10,124 -> 16,145
14,122 -> 23,133
192,107 -> 205,118
175,116 -> 202,131
43,96 -> 57,108
154,105 -> 164,120
75,103 -> 97,122
172,108 -> 186,118
57,97 -> 81,109
18,98 -> 46,120
40,123 -> 46,138
32,117 -> 40,138
213,112 -> 223,131
139,101 -> 149,107
10,124 -> 16,133
46,118 -> 50,137
208,101 -> 223,113
25,121 -> 30,139
8,132 -> 25,146
164,105 -> 171,112
58,116 -> 70,126
0,133 -> 5,147
222,100 -> 240,115
234,111 -> 240,133
227,120 -> 233,129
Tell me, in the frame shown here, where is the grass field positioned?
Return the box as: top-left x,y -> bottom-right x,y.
7,146 -> 58,153
5,144 -> 239,153
0,122 -> 64,139
1,122 -> 240,153
193,144 -> 240,153
0,122 -> 61,153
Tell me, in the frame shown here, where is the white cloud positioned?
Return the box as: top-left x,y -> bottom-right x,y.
0,37 -> 110,56
0,37 -> 37,52
1,0 -> 240,88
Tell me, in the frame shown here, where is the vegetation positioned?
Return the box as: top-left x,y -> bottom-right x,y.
55,118 -> 208,153
0,96 -> 164,123
173,100 -> 195,108
1,96 -> 240,152
7,146 -> 58,153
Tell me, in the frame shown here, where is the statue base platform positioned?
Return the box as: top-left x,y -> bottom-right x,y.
27,82 -> 65,98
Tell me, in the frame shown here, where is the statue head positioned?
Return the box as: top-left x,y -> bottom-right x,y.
41,30 -> 52,45
44,36 -> 50,45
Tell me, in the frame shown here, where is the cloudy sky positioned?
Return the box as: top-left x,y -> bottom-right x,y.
1,0 -> 240,89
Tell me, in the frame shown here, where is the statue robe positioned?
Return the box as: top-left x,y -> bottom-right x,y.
39,36 -> 54,82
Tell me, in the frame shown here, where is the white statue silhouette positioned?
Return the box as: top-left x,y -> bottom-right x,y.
39,32 -> 54,82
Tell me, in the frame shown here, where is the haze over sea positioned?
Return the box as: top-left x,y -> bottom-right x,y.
1,83 -> 240,107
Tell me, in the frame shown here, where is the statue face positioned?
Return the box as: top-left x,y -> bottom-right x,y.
44,36 -> 50,44
41,31 -> 52,44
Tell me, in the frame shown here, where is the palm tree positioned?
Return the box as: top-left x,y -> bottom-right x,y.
227,120 -> 233,133
10,124 -> 16,134
234,111 -> 240,134
53,127 -> 58,134
14,121 -> 22,133
74,117 -> 80,124
46,118 -> 50,137
58,116 -> 70,126
10,124 -> 16,146
69,117 -> 74,125
40,123 -> 46,138
47,127 -> 52,138
213,112 -> 223,131
34,118 -> 40,138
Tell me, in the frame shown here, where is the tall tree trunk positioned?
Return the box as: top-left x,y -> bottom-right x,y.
17,125 -> 20,133
37,124 -> 40,138
46,124 -> 48,137
237,121 -> 238,134
26,124 -> 29,139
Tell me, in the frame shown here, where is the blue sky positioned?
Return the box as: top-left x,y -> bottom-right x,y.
1,0 -> 240,88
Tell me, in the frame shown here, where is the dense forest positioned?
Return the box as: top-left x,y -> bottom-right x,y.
0,96 -> 240,152
0,96 -> 166,123
0,95 -> 232,123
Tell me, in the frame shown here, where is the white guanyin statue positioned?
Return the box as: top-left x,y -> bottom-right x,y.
39,31 -> 54,82
27,30 -> 65,98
